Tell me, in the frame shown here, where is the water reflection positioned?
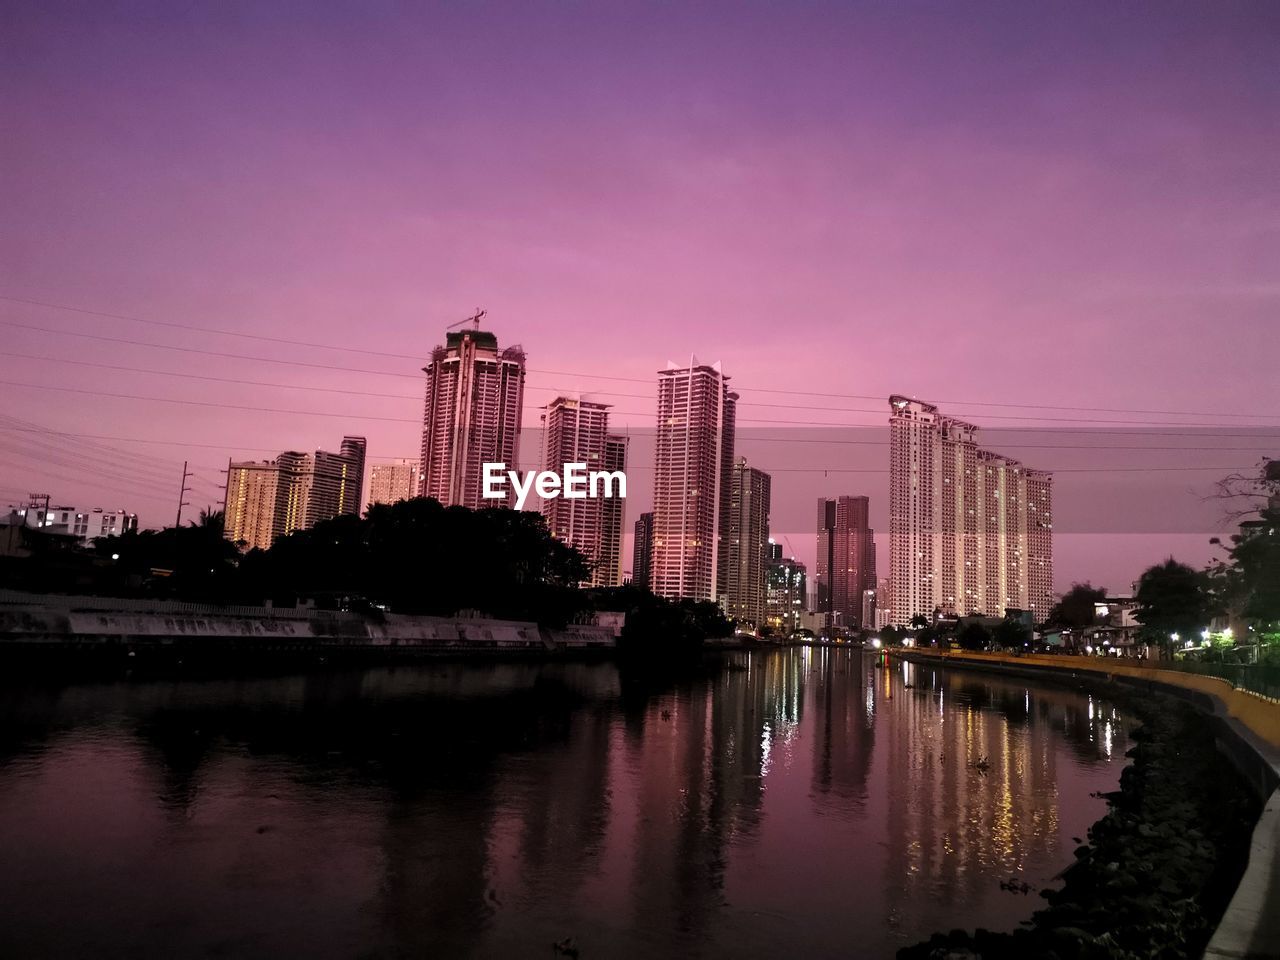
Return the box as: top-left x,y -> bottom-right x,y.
0,652 -> 1127,959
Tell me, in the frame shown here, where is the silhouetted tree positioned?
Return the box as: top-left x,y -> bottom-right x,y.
1134,558 -> 1216,657
957,621 -> 990,650
992,616 -> 1031,649
1049,582 -> 1107,631
243,498 -> 593,624
590,582 -> 732,655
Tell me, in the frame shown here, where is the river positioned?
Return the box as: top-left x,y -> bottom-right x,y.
0,648 -> 1129,958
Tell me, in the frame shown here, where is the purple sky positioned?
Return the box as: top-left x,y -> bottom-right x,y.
2,1 -> 1277,592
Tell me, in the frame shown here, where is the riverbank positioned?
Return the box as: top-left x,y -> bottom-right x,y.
0,590 -> 617,665
895,650 -> 1274,960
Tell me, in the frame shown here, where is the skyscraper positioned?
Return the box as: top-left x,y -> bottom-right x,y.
274,450 -> 313,538
815,496 -> 876,630
889,395 -> 1053,624
223,437 -> 367,551
369,459 -> 421,506
224,460 -> 280,551
765,543 -> 807,636
650,359 -> 737,601
632,512 -> 654,590
540,396 -> 628,587
599,435 -> 628,587
308,436 -> 366,526
722,457 -> 771,625
419,322 -> 526,509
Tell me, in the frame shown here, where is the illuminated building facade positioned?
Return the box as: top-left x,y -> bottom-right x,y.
223,437 -> 366,551
889,395 -> 1053,623
765,542 -> 807,635
307,436 -> 366,527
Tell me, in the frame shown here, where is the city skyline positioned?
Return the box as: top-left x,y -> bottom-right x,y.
2,2 -> 1276,594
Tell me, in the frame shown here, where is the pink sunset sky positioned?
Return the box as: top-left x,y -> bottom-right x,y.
2,1 -> 1277,593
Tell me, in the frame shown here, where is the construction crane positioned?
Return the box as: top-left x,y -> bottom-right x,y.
447,309 -> 487,332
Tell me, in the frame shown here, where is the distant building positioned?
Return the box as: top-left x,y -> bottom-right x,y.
224,460 -> 281,551
308,437 -> 366,526
815,496 -> 876,630
632,512 -> 654,590
224,436 -> 367,551
765,544 -> 807,636
419,323 -> 526,508
889,395 -> 1053,624
10,505 -> 138,541
540,396 -> 628,586
650,358 -> 737,601
874,578 -> 892,630
599,435 -> 628,587
369,459 -> 421,507
721,457 -> 771,625
861,588 -> 876,632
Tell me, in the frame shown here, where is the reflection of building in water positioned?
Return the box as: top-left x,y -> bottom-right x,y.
806,648 -> 876,808
496,705 -> 614,889
878,662 -> 1108,916
620,650 -> 804,940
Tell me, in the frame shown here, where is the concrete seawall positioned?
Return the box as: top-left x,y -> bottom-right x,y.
0,597 -> 617,656
895,648 -> 1280,960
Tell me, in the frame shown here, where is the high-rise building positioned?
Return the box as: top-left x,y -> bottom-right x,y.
650,359 -> 737,601
889,395 -> 1053,624
861,588 -> 877,631
275,451 -> 313,539
540,396 -> 628,587
722,457 -> 771,625
224,460 -> 280,551
224,437 -> 367,551
765,543 -> 807,636
419,323 -> 526,509
632,512 -> 654,590
369,459 -> 421,507
308,436 -> 366,527
599,435 -> 628,587
874,578 -> 892,630
815,496 -> 876,630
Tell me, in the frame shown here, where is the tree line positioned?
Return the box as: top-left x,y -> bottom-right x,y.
3,496 -> 731,647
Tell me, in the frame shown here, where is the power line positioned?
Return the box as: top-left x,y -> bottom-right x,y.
0,413 -> 222,477
0,320 -> 421,379
9,349 -> 1280,429
5,302 -> 1279,423
0,443 -> 185,498
0,294 -> 422,360
11,380 -> 1280,436
0,425 -> 194,486
0,352 -> 420,400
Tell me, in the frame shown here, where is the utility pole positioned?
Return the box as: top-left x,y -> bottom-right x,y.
174,460 -> 191,528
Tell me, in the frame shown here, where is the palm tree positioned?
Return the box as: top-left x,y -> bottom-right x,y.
193,509 -> 225,536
